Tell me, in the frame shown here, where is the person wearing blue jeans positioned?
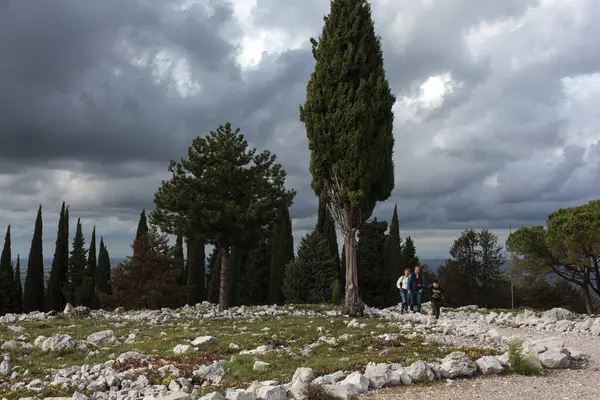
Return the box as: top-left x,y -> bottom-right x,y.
407,266 -> 425,313
396,268 -> 410,313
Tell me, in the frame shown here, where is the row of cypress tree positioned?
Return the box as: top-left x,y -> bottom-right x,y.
0,202 -> 113,315
0,199 -> 421,314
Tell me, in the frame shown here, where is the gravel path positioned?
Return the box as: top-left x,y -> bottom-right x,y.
364,327 -> 600,400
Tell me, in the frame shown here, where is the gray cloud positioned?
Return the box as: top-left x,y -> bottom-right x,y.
1,0 -> 600,259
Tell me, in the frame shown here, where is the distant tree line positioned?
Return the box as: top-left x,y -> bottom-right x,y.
0,203 -> 113,315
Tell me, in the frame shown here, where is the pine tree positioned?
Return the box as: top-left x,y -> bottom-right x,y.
0,225 -> 16,315
152,123 -> 295,311
268,204 -> 294,305
46,202 -> 69,311
402,236 -> 420,270
385,205 -> 403,306
186,236 -> 205,305
96,237 -> 112,295
24,205 -> 45,312
357,219 -> 388,308
300,0 -> 395,316
65,218 -> 87,305
14,255 -> 22,313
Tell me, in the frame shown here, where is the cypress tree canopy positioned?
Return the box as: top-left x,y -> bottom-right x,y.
300,0 -> 395,228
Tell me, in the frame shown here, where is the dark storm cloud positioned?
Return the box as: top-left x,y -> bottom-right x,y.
2,0 -> 600,257
0,0 -> 240,167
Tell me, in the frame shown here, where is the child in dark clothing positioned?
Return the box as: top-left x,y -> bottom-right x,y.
429,279 -> 444,320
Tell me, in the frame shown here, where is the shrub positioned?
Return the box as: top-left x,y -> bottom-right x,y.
507,339 -> 543,376
301,383 -> 340,400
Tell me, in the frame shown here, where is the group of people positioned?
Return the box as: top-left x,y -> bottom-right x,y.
396,265 -> 444,319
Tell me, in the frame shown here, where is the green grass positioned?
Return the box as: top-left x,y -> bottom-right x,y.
0,310 -> 498,399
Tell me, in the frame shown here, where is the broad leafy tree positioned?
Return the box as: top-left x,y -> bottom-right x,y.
151,122 -> 295,311
300,0 -> 395,316
438,229 -> 507,308
507,200 -> 600,314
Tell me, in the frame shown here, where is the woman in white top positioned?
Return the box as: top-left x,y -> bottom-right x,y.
396,268 -> 410,313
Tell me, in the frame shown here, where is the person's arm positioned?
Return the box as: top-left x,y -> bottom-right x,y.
396,277 -> 402,290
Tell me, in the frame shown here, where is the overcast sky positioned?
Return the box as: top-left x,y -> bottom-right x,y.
1,0 -> 599,260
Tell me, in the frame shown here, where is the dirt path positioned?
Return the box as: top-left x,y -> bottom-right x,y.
364,328 -> 600,400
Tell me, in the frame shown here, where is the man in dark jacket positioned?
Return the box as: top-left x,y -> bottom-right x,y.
407,266 -> 425,313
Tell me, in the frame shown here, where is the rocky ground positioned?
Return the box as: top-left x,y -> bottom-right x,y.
0,303 -> 598,400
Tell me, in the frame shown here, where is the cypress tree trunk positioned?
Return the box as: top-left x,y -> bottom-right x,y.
218,246 -> 230,311
343,229 -> 363,316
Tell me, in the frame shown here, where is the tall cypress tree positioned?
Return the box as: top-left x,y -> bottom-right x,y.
300,0 -> 395,316
134,209 -> 149,259
268,204 -> 294,304
240,237 -> 271,305
46,202 -> 69,311
402,236 -> 420,270
185,236 -> 205,305
0,225 -> 16,314
88,227 -> 97,287
24,205 -> 45,312
66,218 -> 87,305
81,226 -> 98,308
14,255 -> 22,313
96,237 -> 112,295
385,205 -> 403,305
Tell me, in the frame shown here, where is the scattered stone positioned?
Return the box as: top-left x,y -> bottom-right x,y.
86,330 -> 116,346
440,352 -> 478,379
253,360 -> 270,372
538,349 -> 571,369
191,336 -> 219,346
475,356 -> 504,375
0,353 -> 12,375
173,344 -> 192,355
